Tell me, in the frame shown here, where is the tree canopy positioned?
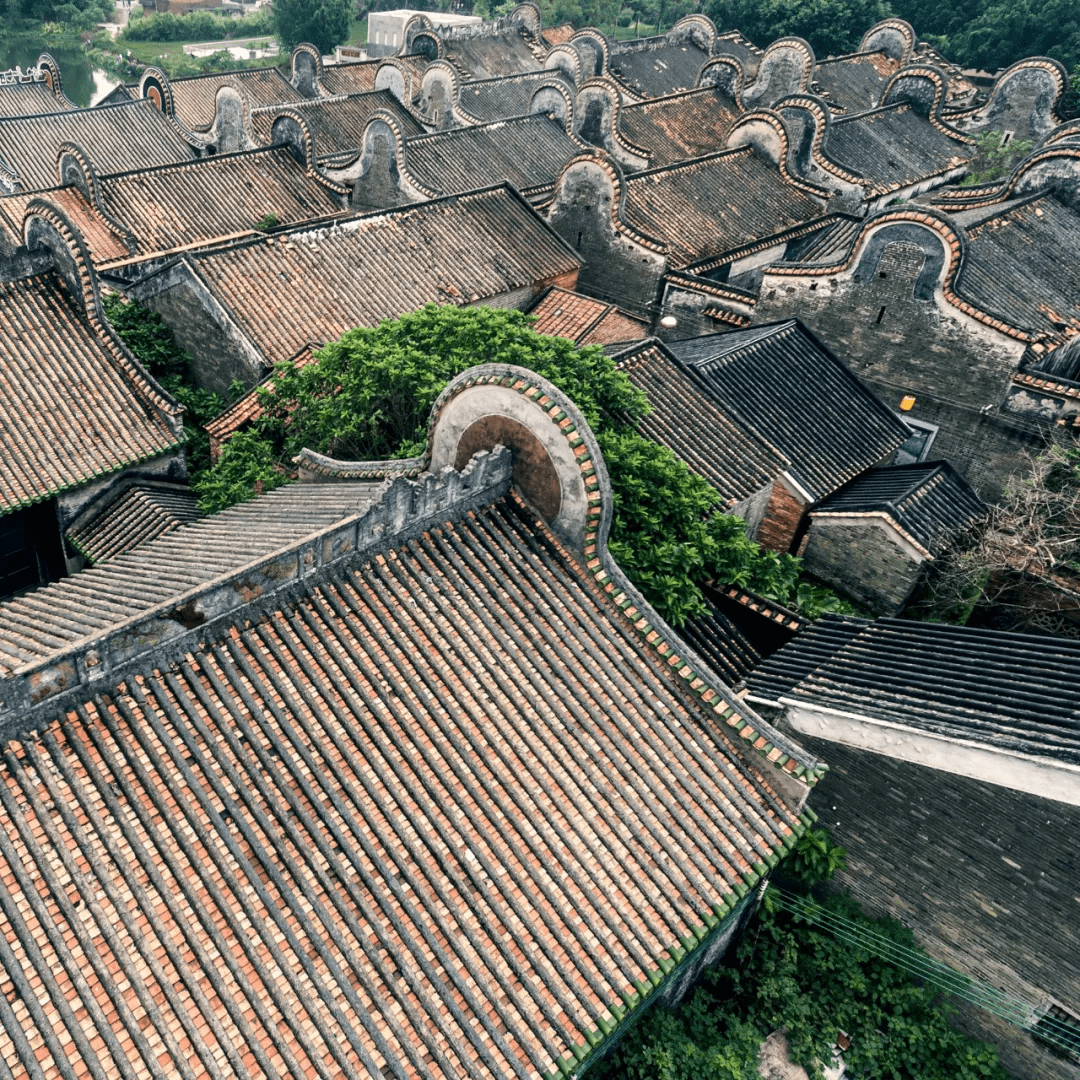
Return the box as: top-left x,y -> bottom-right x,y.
270,0 -> 351,54
190,304 -> 854,627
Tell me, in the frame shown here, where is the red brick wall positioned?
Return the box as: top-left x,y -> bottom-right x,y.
756,476 -> 809,553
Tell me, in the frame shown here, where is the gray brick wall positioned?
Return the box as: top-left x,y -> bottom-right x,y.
792,733 -> 1080,1078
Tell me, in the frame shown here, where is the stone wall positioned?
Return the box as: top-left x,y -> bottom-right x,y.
754,246 -> 1035,500
136,265 -> 270,394
544,160 -> 666,314
801,515 -> 923,613
792,733 -> 1080,1079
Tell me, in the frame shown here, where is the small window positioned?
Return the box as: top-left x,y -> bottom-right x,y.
1032,1003 -> 1080,1059
876,305 -> 887,324
891,418 -> 939,465
1000,129 -> 1014,147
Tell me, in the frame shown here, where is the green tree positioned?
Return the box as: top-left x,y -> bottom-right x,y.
705,0 -> 887,57
270,0 -> 351,53
197,305 -> 853,626
596,890 -> 1009,1080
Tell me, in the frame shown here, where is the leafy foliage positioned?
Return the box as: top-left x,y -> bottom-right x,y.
197,304 -> 856,625
118,9 -> 273,42
960,130 -> 1034,186
102,294 -> 224,483
706,0 -> 888,57
783,826 -> 848,887
271,0 -> 352,53
595,889 -> 1009,1080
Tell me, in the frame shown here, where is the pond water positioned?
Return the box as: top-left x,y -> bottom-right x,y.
0,33 -> 119,106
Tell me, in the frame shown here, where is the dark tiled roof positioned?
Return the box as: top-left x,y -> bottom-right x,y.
318,57 -> 412,96
0,274 -> 181,515
813,461 -> 984,555
441,27 -> 544,80
529,286 -> 647,344
0,100 -> 196,193
618,87 -> 742,167
185,186 -> 580,367
251,90 -> 425,161
679,592 -> 764,686
457,68 -> 574,122
0,79 -> 68,117
608,38 -> 712,98
782,215 -> 862,264
405,113 -> 584,196
167,67 -> 303,132
0,490 -> 803,1080
0,481 -> 382,674
744,614 -> 1080,765
959,194 -> 1080,338
66,483 -> 200,564
12,146 -> 344,269
665,321 -> 910,499
810,51 -> 899,114
622,148 -> 826,267
825,104 -> 972,194
614,339 -> 785,504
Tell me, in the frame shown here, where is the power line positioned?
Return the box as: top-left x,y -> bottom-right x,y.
769,888 -> 1080,1057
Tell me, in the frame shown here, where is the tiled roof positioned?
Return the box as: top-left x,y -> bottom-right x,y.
782,215 -> 862,264
457,68 -> 575,123
250,90 -> 425,161
318,57 -> 403,96
825,103 -> 972,194
0,481 -> 382,674
613,338 -> 785,504
665,321 -> 910,499
0,100 -> 196,193
66,483 -> 200,564
0,488 -> 804,1080
542,22 -> 575,45
607,38 -> 713,98
679,591 -> 764,686
404,113 -> 585,197
440,27 -> 544,80
182,186 -> 581,367
0,273 -> 182,515
743,613 -> 1080,765
205,343 -> 318,458
3,146 -> 345,270
618,87 -> 742,167
167,68 -> 303,132
810,51 -> 899,114
0,79 -> 68,117
0,184 -> 132,264
812,460 -> 984,556
622,148 -> 827,267
528,286 -> 647,344
959,194 -> 1080,339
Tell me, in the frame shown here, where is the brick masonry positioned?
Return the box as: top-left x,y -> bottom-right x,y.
754,241 -> 1041,501
801,516 -> 923,613
791,732 -> 1080,1078
756,476 -> 808,553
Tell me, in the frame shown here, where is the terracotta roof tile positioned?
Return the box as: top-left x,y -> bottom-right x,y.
0,274 -> 181,515
183,187 -> 581,368
529,287 -> 646,344
0,490 -> 802,1080
623,148 -> 827,267
619,87 -> 741,167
